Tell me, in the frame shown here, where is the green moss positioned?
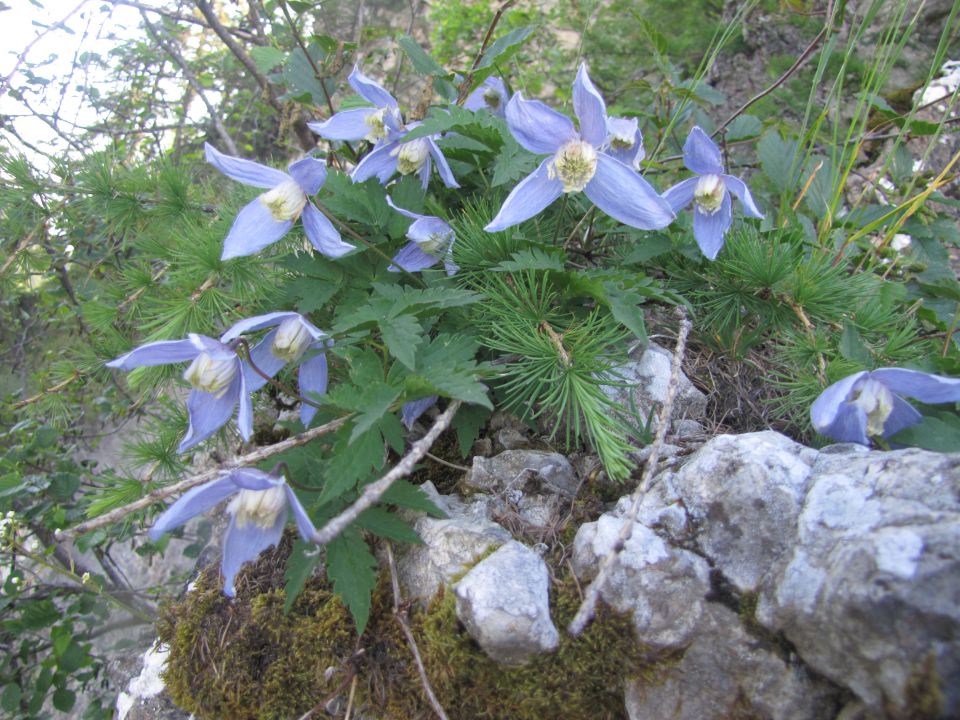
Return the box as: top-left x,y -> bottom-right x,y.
158,531 -> 660,720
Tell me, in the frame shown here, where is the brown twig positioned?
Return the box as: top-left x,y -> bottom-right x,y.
13,371 -> 82,410
540,321 -> 571,367
568,307 -> 691,636
456,0 -> 517,104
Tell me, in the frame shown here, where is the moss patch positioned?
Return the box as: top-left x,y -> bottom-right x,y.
159,532 -> 657,720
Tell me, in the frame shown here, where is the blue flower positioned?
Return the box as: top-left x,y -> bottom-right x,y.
811,368 -> 960,445
350,121 -> 460,190
402,396 -> 438,430
662,126 -> 763,260
308,65 -> 404,144
148,468 -> 316,598
205,143 -> 355,261
221,312 -> 331,427
485,64 -> 675,233
464,77 -> 507,117
385,196 -> 458,276
107,334 -> 252,452
603,115 -> 645,171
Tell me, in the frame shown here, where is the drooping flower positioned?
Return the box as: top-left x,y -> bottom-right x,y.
351,122 -> 460,190
148,468 -> 316,597
221,312 -> 331,427
107,334 -> 252,452
485,64 -> 674,233
810,368 -> 960,445
205,143 -> 355,261
603,115 -> 645,171
662,126 -> 763,260
402,396 -> 438,429
464,76 -> 508,117
385,196 -> 458,276
308,65 -> 404,144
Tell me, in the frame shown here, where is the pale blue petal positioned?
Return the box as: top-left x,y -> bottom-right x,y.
407,217 -> 454,245
428,138 -> 460,188
308,108 -> 376,141
870,368 -> 960,404
283,485 -> 317,540
722,175 -> 763,218
188,334 -> 234,359
662,176 -> 699,213
386,195 -> 427,221
683,126 -> 724,175
148,477 -> 237,540
351,142 -> 399,184
465,77 -> 507,116
605,116 -> 645,170
881,394 -> 924,438
221,198 -> 293,260
288,157 -> 327,196
302,202 -> 356,258
236,368 -> 253,442
443,246 -> 459,277
107,339 -> 198,370
573,64 -> 608,148
204,142 -> 290,189
810,371 -> 868,435
484,158 -> 563,232
243,330 -> 286,392
348,65 -> 398,109
402,396 -> 438,429
418,155 -> 431,190
178,377 -> 241,452
298,350 -> 328,427
505,93 -> 576,155
820,401 -> 870,445
221,312 -> 298,342
692,193 -> 732,260
221,511 -> 286,597
585,154 -> 675,230
390,242 -> 440,272
228,469 -> 281,491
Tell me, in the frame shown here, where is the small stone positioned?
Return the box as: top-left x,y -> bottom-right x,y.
466,450 -> 579,498
495,427 -> 528,450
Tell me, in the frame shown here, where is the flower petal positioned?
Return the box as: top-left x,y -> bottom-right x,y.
683,126 -> 724,175
881,394 -> 924,438
820,401 -> 870,445
228,468 -> 281,491
220,511 -> 286,597
408,217 -> 454,246
385,195 -> 428,221
348,65 -> 399,110
148,476 -> 238,540
308,108 -> 377,141
418,155 -> 431,190
298,349 -> 328,427
605,116 -> 645,170
351,142 -> 399,184
869,368 -> 960,404
584,154 -> 675,230
505,93 -> 576,155
402,396 -> 438,429
288,157 -> 327,196
692,193 -> 732,260
662,176 -> 699,213
428,138 -> 460,188
389,241 -> 440,272
810,371 -> 868,436
107,339 -> 198,370
221,312 -> 298,342
243,330 -> 287,392
465,77 -> 507,116
205,142 -> 290,189
485,158 -> 563,232
573,64 -> 608,148
236,370 -> 253,441
302,202 -> 356,258
722,175 -> 763,218
283,485 -> 317,540
178,377 -> 240,453
221,198 -> 293,260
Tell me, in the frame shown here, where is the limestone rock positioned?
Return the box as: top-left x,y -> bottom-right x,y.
466,449 -> 579,498
454,541 -> 559,665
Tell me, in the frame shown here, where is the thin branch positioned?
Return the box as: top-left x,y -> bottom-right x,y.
456,0 -> 518,104
277,0 -> 336,116
568,307 -> 691,636
56,414 -> 352,541
312,401 -> 461,545
110,0 -> 261,42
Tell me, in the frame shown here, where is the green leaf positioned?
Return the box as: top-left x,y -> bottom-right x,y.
452,403 -> 491,457
725,114 -> 762,141
350,383 -> 403,442
408,334 -> 492,408
250,46 -> 286,73
316,425 -> 384,506
476,26 -> 535,70
493,248 -> 565,272
889,412 -> 960,452
621,235 -> 673,263
326,528 -> 377,633
397,35 -> 446,76
839,319 -> 871,364
52,688 -> 76,713
2,684 -> 21,712
401,105 -> 489,141
602,281 -> 648,343
380,313 -> 423,370
381,479 -> 446,517
56,641 -> 87,673
282,44 -> 329,105
355,507 -> 422,544
758,131 -> 799,192
283,540 -> 321,613
20,599 -> 59,629
491,132 -> 538,187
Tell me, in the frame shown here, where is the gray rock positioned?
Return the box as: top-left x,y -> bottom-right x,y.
572,508 -> 710,653
453,541 -> 559,665
114,644 -> 189,720
495,427 -> 529,450
625,604 -> 839,720
466,449 -> 579,498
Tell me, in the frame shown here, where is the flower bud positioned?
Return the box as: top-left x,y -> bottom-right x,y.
694,174 -> 725,214
183,352 -> 238,396
260,179 -> 307,222
272,316 -> 314,362
227,486 -> 287,529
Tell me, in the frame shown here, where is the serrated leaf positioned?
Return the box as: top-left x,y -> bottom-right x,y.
758,132 -> 799,192
350,383 -> 403,442
476,26 -> 535,70
326,528 -> 377,633
355,507 -> 422,544
602,281 -> 648,342
493,248 -> 565,272
317,426 -> 384,505
452,403 -> 491,457
381,479 -> 446,517
491,132 -> 537,187
284,540 -> 321,613
380,313 -> 423,370
401,105 -> 487,141
250,46 -> 285,73
726,114 -> 762,141
621,235 -> 673,263
398,35 -> 446,76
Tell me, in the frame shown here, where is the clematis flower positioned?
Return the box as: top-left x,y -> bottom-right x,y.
351,122 -> 460,190
402,396 -> 438,429
464,76 -> 508,117
308,65 -> 404,144
107,334 -> 251,453
662,126 -> 763,260
221,312 -> 331,427
484,64 -> 674,233
810,368 -> 960,446
148,468 -> 316,598
205,143 -> 355,261
603,115 -> 645,171
385,196 -> 458,276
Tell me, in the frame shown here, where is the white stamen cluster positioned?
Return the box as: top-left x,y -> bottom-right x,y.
549,139 -> 598,193
227,486 -> 287,529
418,230 -> 454,254
851,378 -> 895,438
483,88 -> 502,109
260,179 -> 307,222
394,138 -> 430,175
271,316 -> 314,362
364,108 -> 388,142
183,352 -> 237,396
694,174 -> 725,214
